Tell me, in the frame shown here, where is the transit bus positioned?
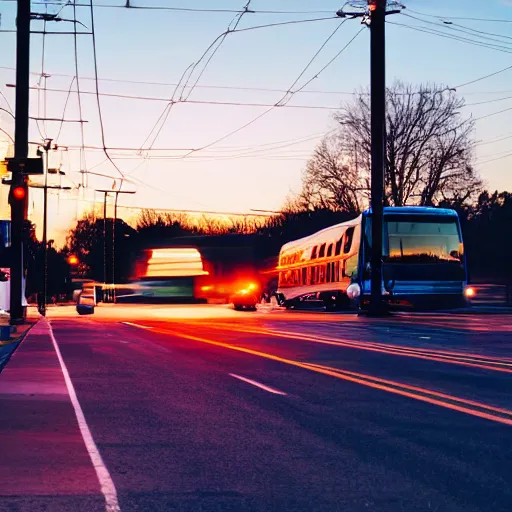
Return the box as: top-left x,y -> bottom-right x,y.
274,207 -> 474,311
120,236 -> 262,307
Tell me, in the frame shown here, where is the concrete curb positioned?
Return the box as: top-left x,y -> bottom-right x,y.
0,319 -> 39,374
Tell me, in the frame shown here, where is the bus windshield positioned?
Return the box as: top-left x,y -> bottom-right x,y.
384,217 -> 463,264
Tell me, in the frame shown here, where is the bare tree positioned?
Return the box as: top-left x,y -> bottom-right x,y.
300,82 -> 481,209
300,135 -> 366,213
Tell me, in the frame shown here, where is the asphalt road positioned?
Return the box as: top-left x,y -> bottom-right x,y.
1,304 -> 511,511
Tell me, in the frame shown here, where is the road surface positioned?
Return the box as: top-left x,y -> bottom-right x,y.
0,304 -> 511,511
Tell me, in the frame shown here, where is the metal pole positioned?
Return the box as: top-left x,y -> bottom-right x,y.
112,191 -> 118,303
10,0 -> 31,324
368,0 -> 386,316
41,143 -> 50,316
103,192 -> 107,286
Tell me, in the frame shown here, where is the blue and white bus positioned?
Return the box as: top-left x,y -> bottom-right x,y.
274,207 -> 473,311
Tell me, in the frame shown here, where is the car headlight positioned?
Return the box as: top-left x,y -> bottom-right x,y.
347,283 -> 361,299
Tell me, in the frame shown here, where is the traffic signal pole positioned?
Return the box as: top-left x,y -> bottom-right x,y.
10,0 -> 31,324
368,0 -> 387,316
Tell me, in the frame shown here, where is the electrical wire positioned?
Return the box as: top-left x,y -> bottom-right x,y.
180,1 -> 253,101
454,64 -> 512,89
0,1 -> 335,15
54,76 -> 76,142
138,15 -> 340,151
38,3 -> 49,139
0,91 -> 13,114
0,64 -> 360,96
387,21 -> 512,54
142,1 -> 253,151
21,85 -> 343,109
401,13 -> 512,47
88,0 -> 125,180
73,0 -> 88,188
405,8 -> 512,24
473,105 -> 512,122
178,23 -> 363,159
464,95 -> 512,107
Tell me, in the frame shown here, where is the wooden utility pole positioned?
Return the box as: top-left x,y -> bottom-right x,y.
10,0 -> 31,324
368,0 -> 387,316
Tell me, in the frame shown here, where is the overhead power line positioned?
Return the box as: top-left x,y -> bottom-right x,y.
177,22 -> 364,160
388,21 -> 512,54
18,84 -> 340,109
406,8 -> 512,24
401,13 -> 512,46
141,0 -> 255,151
0,0 -> 334,15
88,0 -> 125,180
454,64 -> 512,89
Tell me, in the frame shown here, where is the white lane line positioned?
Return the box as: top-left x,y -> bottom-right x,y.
229,373 -> 287,395
121,321 -> 153,330
47,320 -> 121,512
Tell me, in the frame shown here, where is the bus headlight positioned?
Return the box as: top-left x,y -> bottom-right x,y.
464,287 -> 476,299
347,283 -> 361,300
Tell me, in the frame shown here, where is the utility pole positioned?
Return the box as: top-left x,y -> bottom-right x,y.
10,0 -> 31,324
112,190 -> 135,303
97,191 -> 108,286
368,0 -> 386,316
41,139 -> 52,316
337,1 -> 402,316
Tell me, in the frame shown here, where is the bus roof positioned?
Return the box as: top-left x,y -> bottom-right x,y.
365,206 -> 459,217
279,207 -> 459,256
279,215 -> 362,255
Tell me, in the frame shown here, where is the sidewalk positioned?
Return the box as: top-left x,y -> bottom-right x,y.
0,318 -> 103,511
0,313 -> 38,372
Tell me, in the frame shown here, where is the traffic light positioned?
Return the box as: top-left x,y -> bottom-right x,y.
8,175 -> 28,206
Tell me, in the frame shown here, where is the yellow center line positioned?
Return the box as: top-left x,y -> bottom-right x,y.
181,322 -> 512,373
123,321 -> 512,427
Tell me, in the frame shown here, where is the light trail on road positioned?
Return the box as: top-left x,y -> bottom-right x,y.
123,321 -> 512,427
169,321 -> 512,374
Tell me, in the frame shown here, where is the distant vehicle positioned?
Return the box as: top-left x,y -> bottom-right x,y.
126,238 -> 262,305
274,207 -> 474,311
230,282 -> 260,311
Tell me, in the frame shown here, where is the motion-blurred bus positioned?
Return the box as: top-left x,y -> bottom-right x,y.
120,235 -> 262,306
274,207 -> 473,311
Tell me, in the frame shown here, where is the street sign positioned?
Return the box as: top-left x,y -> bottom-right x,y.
5,157 -> 44,175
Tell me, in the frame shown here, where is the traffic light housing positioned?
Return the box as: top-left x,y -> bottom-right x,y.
8,175 -> 28,206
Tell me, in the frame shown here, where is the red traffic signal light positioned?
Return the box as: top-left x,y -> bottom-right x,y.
68,255 -> 79,266
12,185 -> 26,200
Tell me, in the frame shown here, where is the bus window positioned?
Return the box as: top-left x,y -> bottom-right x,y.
345,254 -> 358,279
327,244 -> 333,257
344,227 -> 355,254
302,267 -> 307,285
312,246 -> 318,259
335,236 -> 343,255
319,244 -> 326,258
326,263 -> 331,282
319,265 -> 325,283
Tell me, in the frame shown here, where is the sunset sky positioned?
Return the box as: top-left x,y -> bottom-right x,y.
0,0 -> 511,246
